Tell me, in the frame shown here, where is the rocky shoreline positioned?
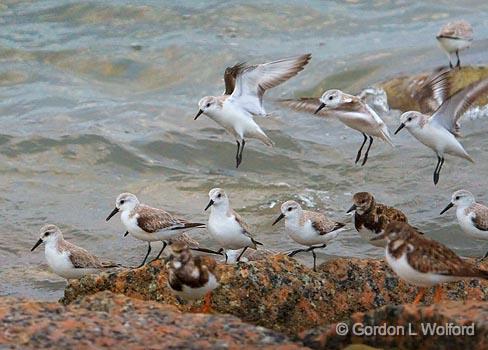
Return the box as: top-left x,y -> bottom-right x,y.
2,254 -> 488,349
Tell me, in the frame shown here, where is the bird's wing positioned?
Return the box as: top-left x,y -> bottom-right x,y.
223,62 -> 246,95
62,241 -> 117,269
471,204 -> 488,231
279,97 -> 335,117
431,76 -> 488,134
306,211 -> 345,235
136,205 -> 203,233
229,54 -> 311,116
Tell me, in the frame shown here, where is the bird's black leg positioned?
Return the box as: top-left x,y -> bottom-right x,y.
237,246 -> 248,262
288,248 -> 307,257
224,251 -> 228,263
433,156 -> 441,185
138,242 -> 152,268
236,139 -> 245,168
455,50 -> 461,68
361,136 -> 374,166
235,141 -> 241,168
151,241 -> 168,262
355,133 -> 368,164
449,54 -> 453,69
312,250 -> 317,272
434,157 -> 445,185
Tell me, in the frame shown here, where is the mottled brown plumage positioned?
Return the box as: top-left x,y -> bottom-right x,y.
469,204 -> 488,231
132,204 -> 205,233
224,62 -> 246,95
57,240 -> 118,269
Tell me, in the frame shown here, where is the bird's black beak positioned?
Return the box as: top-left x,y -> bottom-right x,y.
31,238 -> 43,252
314,103 -> 326,114
440,202 -> 454,215
370,233 -> 386,241
394,123 -> 405,135
347,204 -> 357,213
106,207 -> 119,221
124,231 -> 129,237
272,213 -> 285,226
194,109 -> 204,120
204,199 -> 214,211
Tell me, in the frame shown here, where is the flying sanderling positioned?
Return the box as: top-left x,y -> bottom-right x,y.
31,224 -> 119,280
106,193 -> 206,267
195,54 -> 311,168
205,188 -> 262,262
272,200 -> 345,271
280,89 -> 394,165
372,221 -> 488,304
440,189 -> 488,260
347,192 -> 409,247
436,20 -> 473,68
395,70 -> 488,185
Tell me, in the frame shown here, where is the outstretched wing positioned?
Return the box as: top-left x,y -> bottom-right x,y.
431,75 -> 488,135
224,62 -> 245,95
229,54 -> 311,116
279,97 -> 335,117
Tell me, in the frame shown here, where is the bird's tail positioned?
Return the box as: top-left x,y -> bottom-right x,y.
170,222 -> 206,230
253,130 -> 274,147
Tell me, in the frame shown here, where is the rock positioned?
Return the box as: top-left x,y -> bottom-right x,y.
299,301 -> 488,350
379,66 -> 488,113
0,291 -> 306,349
61,255 -> 488,336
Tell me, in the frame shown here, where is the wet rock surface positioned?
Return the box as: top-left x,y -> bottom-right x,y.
61,255 -> 488,336
300,301 -> 488,350
0,291 -> 306,349
379,65 -> 488,113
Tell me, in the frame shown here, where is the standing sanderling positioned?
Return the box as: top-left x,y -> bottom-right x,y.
205,188 -> 262,262
31,224 -> 119,280
440,189 -> 488,260
372,221 -> 488,304
436,20 -> 473,68
272,200 -> 345,271
395,71 -> 488,185
194,54 -> 311,168
166,242 -> 219,313
106,193 -> 206,267
281,89 -> 394,165
347,192 -> 409,247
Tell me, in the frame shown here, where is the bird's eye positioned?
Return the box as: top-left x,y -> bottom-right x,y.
455,196 -> 460,200
328,96 -> 334,100
217,193 -> 221,198
408,118 -> 412,121
206,103 -> 211,107
45,232 -> 51,237
288,207 -> 293,212
120,200 -> 125,205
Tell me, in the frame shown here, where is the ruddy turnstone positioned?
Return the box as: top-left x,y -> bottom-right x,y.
395,70 -> 488,185
272,200 -> 345,271
347,192 -> 409,247
372,221 -> 488,304
281,89 -> 394,165
166,242 -> 219,313
436,20 -> 473,68
106,193 -> 206,267
194,54 -> 311,168
31,224 -> 119,280
205,188 -> 262,262
440,189 -> 488,260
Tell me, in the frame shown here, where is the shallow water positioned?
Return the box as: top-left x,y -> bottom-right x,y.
1,0 -> 488,301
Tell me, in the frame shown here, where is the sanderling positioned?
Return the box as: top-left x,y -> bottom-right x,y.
166,242 -> 219,313
347,192 -> 409,247
395,71 -> 488,185
440,189 -> 488,260
31,224 -> 119,280
205,188 -> 262,262
106,193 -> 206,267
373,221 -> 488,304
272,200 -> 345,271
436,20 -> 473,68
281,89 -> 394,165
194,54 -> 311,168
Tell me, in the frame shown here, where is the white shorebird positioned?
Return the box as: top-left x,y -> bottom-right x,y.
106,193 -> 206,267
436,20 -> 473,68
372,221 -> 488,304
272,200 -> 345,271
440,190 -> 488,260
31,224 -> 119,280
205,188 -> 262,262
281,89 -> 394,165
194,54 -> 311,168
395,71 -> 488,185
166,242 -> 219,313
